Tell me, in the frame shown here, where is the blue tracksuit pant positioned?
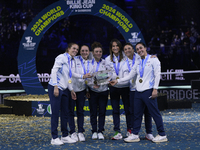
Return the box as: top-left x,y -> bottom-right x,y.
132,89 -> 165,136
48,84 -> 70,139
68,90 -> 86,133
109,86 -> 131,132
129,91 -> 152,134
88,89 -> 108,133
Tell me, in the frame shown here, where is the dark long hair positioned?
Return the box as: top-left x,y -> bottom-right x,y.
109,39 -> 123,63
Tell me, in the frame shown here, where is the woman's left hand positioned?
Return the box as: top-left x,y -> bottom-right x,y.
86,92 -> 90,98
71,90 -> 77,100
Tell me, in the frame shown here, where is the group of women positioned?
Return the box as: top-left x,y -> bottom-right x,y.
48,39 -> 168,145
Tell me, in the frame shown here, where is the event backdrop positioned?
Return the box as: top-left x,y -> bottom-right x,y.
17,0 -> 145,116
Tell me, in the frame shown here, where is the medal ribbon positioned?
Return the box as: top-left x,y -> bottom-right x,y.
127,54 -> 135,72
139,54 -> 150,78
66,53 -> 73,79
113,55 -> 120,76
92,58 -> 102,72
80,56 -> 90,74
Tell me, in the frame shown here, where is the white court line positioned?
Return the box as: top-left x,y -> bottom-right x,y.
84,120 -> 200,125
163,120 -> 200,123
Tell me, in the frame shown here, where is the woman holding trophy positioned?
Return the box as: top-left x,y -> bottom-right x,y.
105,39 -> 131,140
87,42 -> 109,140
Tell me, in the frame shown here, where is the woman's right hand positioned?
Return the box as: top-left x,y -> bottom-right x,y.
109,80 -> 118,86
83,73 -> 92,79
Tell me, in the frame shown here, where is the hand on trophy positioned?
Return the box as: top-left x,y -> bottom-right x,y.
109,80 -> 118,86
92,70 -> 113,86
93,84 -> 100,89
83,73 -> 92,79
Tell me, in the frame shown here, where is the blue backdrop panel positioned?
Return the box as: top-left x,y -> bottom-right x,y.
17,0 -> 145,116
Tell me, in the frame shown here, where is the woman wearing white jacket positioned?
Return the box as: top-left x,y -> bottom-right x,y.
110,42 -> 167,143
105,39 -> 131,140
123,43 -> 154,141
48,43 -> 91,145
87,42 -> 109,140
68,45 -> 91,142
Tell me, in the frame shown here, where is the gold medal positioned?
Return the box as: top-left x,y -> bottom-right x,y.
85,80 -> 88,84
139,79 -> 143,83
94,81 -> 97,85
116,77 -> 119,80
132,79 -> 134,83
68,79 -> 72,84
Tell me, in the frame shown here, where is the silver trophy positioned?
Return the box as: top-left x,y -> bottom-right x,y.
91,70 -> 113,85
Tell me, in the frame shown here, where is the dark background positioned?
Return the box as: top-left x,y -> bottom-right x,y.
0,0 -> 200,89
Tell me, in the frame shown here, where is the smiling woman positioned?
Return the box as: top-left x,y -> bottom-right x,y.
48,43 -> 92,145
135,42 -> 148,59
123,43 -> 134,59
68,44 -> 91,142
109,41 -> 168,143
86,41 -> 109,140
122,42 -> 154,141
105,39 -> 131,140
80,45 -> 90,60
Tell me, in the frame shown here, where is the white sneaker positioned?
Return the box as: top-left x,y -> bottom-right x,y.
98,133 -> 104,140
71,132 -> 78,142
78,133 -> 85,142
51,138 -> 64,145
152,135 -> 168,143
126,130 -> 131,137
111,131 -> 123,140
145,133 -> 154,141
124,133 -> 140,142
92,132 -> 98,140
61,136 -> 76,143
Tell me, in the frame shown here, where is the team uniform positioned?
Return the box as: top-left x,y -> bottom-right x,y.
117,55 -> 166,139
87,58 -> 108,139
105,54 -> 131,139
126,53 -> 153,138
48,52 -> 83,145
68,55 -> 90,142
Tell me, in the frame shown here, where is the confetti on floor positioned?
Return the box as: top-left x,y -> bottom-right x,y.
0,103 -> 200,150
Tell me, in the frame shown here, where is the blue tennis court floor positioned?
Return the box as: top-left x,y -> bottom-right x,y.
0,103 -> 200,150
